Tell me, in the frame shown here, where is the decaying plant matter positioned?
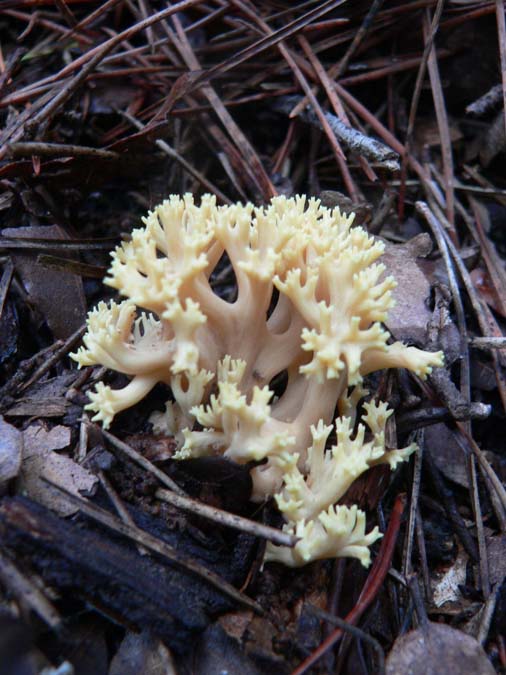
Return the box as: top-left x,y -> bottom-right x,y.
72,194 -> 443,566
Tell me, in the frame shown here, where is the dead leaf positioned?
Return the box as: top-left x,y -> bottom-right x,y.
470,198 -> 506,319
6,372 -> 79,418
414,117 -> 463,150
432,548 -> 468,608
125,433 -> 177,463
426,424 -> 468,488
109,630 -> 177,675
0,416 -> 23,486
89,81 -> 141,115
319,190 -> 372,224
470,267 -> 506,318
479,110 -> 506,167
191,624 -> 265,675
1,225 -> 86,340
7,397 -> 70,418
386,622 -> 495,675
219,610 -> 254,641
22,423 -> 71,458
382,234 -> 434,345
19,422 -> 97,516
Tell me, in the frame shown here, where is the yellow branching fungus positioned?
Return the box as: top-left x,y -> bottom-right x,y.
72,194 -> 443,566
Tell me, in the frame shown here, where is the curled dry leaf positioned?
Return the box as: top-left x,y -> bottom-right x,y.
19,423 -> 97,516
0,416 -> 23,486
386,622 -> 495,675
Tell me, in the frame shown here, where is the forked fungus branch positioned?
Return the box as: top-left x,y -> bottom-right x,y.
72,194 -> 443,567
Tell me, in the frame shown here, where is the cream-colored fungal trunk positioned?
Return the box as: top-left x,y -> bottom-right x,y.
72,194 -> 443,567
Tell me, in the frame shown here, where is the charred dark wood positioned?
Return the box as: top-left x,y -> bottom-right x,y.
0,497 -> 256,653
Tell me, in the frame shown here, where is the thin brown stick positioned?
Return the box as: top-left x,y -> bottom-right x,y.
119,109 -> 232,203
415,507 -> 432,602
155,488 -> 297,548
399,0 -> 444,221
296,34 -> 362,197
0,47 -> 26,97
0,550 -> 61,628
415,201 -> 470,408
0,236 -> 116,252
54,0 -> 77,27
276,96 -> 399,169
470,337 -> 506,349
168,11 -> 276,200
402,433 -> 423,579
423,9 -> 455,230
308,605 -> 385,675
7,141 -> 118,159
162,0 -> 347,109
43,477 -> 262,614
0,260 -> 14,321
2,8 -> 91,43
457,425 -> 506,520
332,0 -> 386,79
20,325 -> 86,392
98,469 -> 148,556
468,453 -> 491,598
0,0 -> 207,158
36,255 -> 107,278
58,0 -> 124,40
95,425 -> 187,497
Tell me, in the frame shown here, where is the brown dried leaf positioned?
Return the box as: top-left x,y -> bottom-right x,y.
0,416 -> 22,485
19,422 -> 97,516
6,373 -> 79,419
479,111 -> 506,167
381,234 -> 434,345
219,610 -> 254,642
431,549 -> 468,608
470,198 -> 506,318
470,267 -> 506,318
425,424 -> 468,488
7,398 -> 70,418
319,190 -> 372,225
109,630 -> 177,675
191,624 -> 264,675
1,225 -> 86,340
386,622 -> 495,675
414,117 -> 463,150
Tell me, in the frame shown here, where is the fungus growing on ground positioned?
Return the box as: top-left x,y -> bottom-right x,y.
72,194 -> 443,566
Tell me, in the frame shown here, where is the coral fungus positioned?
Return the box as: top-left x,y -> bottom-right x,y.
72,194 -> 443,566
